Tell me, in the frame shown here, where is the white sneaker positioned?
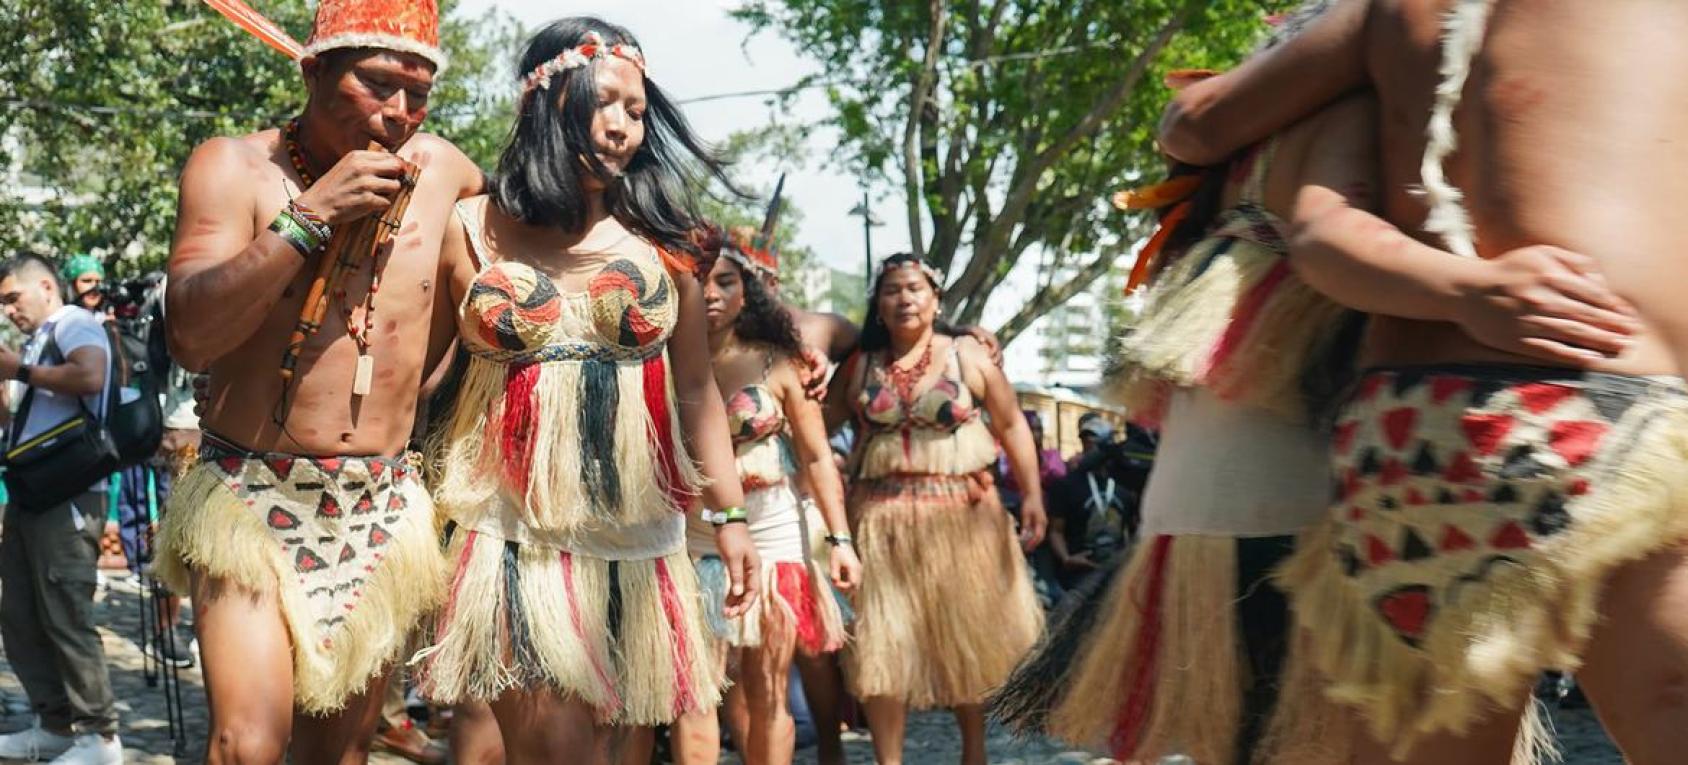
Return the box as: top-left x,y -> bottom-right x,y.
0,723 -> 74,761
46,734 -> 121,765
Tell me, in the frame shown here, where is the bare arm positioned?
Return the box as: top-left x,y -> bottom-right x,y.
1159,0 -> 1371,165
0,346 -> 106,397
777,359 -> 862,590
164,139 -> 313,371
960,337 -> 1045,549
422,208 -> 471,390
823,352 -> 861,433
166,137 -> 409,370
1288,100 -> 1638,363
670,273 -> 759,614
795,309 -> 861,364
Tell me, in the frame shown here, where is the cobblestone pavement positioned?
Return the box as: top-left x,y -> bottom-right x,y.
0,573 -> 1626,764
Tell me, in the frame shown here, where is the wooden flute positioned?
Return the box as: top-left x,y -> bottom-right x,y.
279,141 -> 420,383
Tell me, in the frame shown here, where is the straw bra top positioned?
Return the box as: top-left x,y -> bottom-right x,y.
458,206 -> 678,363
859,344 -> 981,434
727,383 -> 785,447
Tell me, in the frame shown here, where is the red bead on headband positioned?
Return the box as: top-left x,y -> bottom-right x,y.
522,31 -> 648,94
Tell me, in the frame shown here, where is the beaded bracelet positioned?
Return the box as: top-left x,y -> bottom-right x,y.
284,200 -> 332,244
268,212 -> 319,257
824,533 -> 854,547
702,506 -> 748,526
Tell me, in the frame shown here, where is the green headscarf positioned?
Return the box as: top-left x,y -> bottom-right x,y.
60,253 -> 104,283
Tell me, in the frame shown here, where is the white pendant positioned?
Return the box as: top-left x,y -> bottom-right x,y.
353,354 -> 374,397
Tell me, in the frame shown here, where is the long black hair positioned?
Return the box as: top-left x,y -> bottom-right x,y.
719,256 -> 803,359
492,17 -> 737,258
858,252 -> 959,353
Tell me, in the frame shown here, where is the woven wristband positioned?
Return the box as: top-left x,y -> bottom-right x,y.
268,213 -> 316,256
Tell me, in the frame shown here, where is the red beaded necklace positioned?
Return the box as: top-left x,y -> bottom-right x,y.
885,335 -> 934,405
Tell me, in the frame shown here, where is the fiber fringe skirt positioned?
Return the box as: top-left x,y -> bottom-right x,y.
845,471 -> 1042,709
1265,366 -> 1688,762
417,525 -> 724,726
155,449 -> 445,715
690,482 -> 848,655
994,534 -> 1297,765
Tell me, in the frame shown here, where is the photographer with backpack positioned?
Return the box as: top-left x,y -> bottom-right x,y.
0,253 -> 124,764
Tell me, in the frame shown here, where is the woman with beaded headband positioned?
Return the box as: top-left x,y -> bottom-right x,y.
824,252 -> 1047,765
418,17 -> 760,760
640,227 -> 863,765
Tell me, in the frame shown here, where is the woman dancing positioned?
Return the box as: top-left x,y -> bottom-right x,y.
420,17 -> 759,763
829,253 -> 1047,765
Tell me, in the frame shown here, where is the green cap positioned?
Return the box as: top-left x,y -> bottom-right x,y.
60,253 -> 105,282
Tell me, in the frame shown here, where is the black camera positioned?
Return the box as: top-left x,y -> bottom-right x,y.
95,274 -> 163,319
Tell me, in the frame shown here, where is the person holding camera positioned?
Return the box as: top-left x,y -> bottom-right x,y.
0,254 -> 122,764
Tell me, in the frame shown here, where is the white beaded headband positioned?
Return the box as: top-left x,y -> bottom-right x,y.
871,258 -> 943,296
521,31 -> 648,95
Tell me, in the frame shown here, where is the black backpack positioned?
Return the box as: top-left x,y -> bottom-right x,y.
104,292 -> 166,465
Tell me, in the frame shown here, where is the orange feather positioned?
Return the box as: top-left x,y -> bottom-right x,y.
203,0 -> 304,60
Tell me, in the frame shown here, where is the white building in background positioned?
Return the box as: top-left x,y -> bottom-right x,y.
988,248 -> 1130,395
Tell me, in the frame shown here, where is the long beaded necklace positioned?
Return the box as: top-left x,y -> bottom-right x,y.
284,117 -> 387,396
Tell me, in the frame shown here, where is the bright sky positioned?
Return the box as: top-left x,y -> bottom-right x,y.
455,0 -> 912,275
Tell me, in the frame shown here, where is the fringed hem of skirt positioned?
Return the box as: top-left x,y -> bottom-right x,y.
1275,401 -> 1688,759
697,557 -> 847,655
845,482 -> 1043,709
1043,535 -> 1245,764
417,531 -> 724,726
155,464 -> 445,715
990,549 -> 1128,738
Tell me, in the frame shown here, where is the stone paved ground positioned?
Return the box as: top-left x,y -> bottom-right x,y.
0,572 -> 1625,764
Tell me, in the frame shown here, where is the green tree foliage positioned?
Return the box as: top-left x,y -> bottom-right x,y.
732,0 -> 1292,344
0,0 -> 519,275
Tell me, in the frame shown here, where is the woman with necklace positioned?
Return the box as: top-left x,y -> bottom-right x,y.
827,253 -> 1047,765
417,17 -> 759,761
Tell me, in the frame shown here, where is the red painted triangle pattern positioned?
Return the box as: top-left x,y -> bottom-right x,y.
1328,370 -> 1631,650
208,453 -> 412,644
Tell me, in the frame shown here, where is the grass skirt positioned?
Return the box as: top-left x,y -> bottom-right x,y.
695,556 -> 847,656
1269,366 -> 1688,760
845,472 -> 1042,708
417,525 -> 724,726
155,450 -> 445,714
690,483 -> 849,655
1001,535 -> 1292,764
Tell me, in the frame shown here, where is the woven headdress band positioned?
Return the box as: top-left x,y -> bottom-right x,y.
871,258 -> 943,297
522,32 -> 648,95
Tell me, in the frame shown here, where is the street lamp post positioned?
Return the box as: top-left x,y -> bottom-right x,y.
847,187 -> 883,285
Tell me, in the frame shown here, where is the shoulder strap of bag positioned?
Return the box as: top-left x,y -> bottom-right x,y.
8,320 -> 64,449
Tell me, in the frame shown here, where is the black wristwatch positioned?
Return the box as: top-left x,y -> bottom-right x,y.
12,365 -> 30,385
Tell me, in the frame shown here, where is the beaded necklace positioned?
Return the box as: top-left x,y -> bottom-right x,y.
283,119 -> 319,188
284,117 -> 387,395
885,335 -> 934,406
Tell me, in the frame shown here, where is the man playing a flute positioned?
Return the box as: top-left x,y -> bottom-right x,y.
159,1 -> 482,762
